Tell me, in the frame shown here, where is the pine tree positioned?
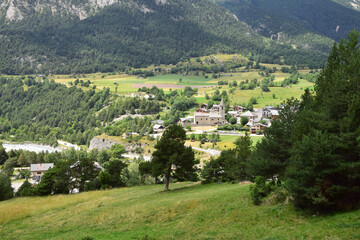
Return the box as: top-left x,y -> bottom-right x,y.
149,125 -> 197,191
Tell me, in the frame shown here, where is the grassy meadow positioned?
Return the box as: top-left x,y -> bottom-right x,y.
186,135 -> 263,151
0,183 -> 358,240
49,54 -> 315,108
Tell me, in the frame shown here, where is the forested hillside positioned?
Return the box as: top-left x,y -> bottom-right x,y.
0,0 -> 329,74
215,0 -> 360,47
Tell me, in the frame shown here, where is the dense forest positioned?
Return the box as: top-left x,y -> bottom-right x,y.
216,0 -> 360,42
0,77 -> 164,145
0,0 -> 330,74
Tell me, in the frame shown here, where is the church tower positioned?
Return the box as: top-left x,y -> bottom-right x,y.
220,97 -> 225,118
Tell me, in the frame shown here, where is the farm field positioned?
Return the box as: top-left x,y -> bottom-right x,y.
47,54 -> 316,109
0,182 -> 358,240
186,134 -> 263,151
52,71 -> 314,108
230,79 -> 314,108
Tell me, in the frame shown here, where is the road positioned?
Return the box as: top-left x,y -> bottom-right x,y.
186,146 -> 221,156
123,154 -> 152,161
57,140 -> 82,151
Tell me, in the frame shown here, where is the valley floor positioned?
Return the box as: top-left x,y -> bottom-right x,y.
0,183 -> 359,239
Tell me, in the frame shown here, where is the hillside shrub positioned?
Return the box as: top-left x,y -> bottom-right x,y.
250,176 -> 271,205
0,172 -> 13,201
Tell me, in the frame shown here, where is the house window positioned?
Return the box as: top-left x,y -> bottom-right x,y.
206,118 -> 208,120
37,172 -> 41,174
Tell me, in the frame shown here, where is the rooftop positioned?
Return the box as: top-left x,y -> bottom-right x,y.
30,163 -> 54,172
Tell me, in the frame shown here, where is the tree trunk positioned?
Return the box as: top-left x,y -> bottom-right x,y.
165,174 -> 170,191
165,166 -> 172,191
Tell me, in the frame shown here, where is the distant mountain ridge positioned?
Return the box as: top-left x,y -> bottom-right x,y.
0,0 -> 332,74
215,0 -> 360,42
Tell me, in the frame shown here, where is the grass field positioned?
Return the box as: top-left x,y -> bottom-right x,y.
0,183 -> 359,239
230,79 -> 314,108
186,134 -> 263,151
49,56 -> 315,108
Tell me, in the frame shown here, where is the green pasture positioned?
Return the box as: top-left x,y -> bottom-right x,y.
148,74 -> 214,86
231,79 -> 314,108
186,134 -> 263,151
0,182 -> 358,239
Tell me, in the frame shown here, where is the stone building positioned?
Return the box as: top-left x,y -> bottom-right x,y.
193,98 -> 227,126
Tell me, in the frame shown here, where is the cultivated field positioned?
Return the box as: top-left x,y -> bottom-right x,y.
49,54 -> 315,108
0,183 -> 358,239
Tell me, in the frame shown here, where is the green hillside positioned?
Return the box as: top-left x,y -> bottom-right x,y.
215,0 -> 360,42
0,0 -> 328,75
0,182 -> 359,239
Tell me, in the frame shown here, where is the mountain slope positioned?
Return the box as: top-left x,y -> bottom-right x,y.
332,0 -> 360,11
0,183 -> 359,239
0,0 -> 328,74
214,0 -> 360,50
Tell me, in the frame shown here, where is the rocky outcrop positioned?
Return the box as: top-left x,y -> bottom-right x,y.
0,0 -> 167,22
0,0 -> 122,22
89,137 -> 120,151
89,136 -> 150,153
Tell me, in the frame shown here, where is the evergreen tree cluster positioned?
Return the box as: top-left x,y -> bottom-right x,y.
248,32 -> 360,211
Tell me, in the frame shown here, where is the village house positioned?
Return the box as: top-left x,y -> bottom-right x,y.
228,110 -> 240,118
200,103 -> 208,109
249,123 -> 268,134
239,111 -> 257,124
153,124 -> 165,133
179,116 -> 194,127
192,98 -> 227,126
196,108 -> 209,113
263,106 -> 278,118
30,163 -> 54,181
233,105 -> 246,113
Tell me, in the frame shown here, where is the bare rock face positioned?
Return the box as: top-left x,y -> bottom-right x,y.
0,0 -> 170,22
89,137 -> 120,151
0,0 -> 123,22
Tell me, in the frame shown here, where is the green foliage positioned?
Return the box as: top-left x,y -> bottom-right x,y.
99,171 -> 111,189
0,144 -> 8,165
15,180 -> 33,197
33,167 -> 57,196
0,172 -> 13,201
240,117 -> 249,126
122,158 -> 154,187
201,134 -> 252,183
110,144 -> 126,159
0,77 -> 109,145
250,176 -> 271,205
3,157 -> 17,177
104,158 -> 127,188
249,32 -> 360,211
149,125 -> 197,190
229,117 -> 237,125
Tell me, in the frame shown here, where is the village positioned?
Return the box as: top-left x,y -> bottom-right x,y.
176,98 -> 280,135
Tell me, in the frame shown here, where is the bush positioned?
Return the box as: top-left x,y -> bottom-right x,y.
0,172 -> 13,201
15,180 -> 33,197
250,176 -> 271,205
84,178 -> 101,191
